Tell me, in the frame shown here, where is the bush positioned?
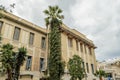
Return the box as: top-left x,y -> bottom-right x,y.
40,77 -> 50,80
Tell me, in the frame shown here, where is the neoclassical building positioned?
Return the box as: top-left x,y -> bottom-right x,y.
0,11 -> 97,80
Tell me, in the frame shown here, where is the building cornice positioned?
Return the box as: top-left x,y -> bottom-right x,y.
61,24 -> 97,49
0,10 -> 47,35
0,10 -> 96,48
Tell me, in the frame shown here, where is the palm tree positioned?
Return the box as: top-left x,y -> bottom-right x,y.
0,5 -> 7,19
13,47 -> 27,80
44,6 -> 64,80
0,4 -> 15,19
1,43 -> 14,80
44,6 -> 64,27
0,3 -> 15,12
94,69 -> 106,80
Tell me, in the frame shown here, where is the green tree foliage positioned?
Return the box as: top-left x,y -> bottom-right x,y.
44,6 -> 64,80
68,55 -> 85,80
0,5 -> 6,18
44,6 -> 64,27
0,4 -> 15,78
0,43 -> 27,80
0,3 -> 15,18
94,69 -> 106,80
1,43 -> 14,80
13,47 -> 27,80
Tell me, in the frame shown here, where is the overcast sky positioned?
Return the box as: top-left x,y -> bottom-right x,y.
1,0 -> 120,61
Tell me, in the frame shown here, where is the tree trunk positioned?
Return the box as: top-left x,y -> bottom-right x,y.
14,66 -> 20,80
99,77 -> 103,80
7,69 -> 12,80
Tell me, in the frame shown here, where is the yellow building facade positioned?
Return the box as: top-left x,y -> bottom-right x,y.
0,11 -> 97,80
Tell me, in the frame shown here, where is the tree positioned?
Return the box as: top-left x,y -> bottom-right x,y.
44,6 -> 64,80
1,43 -> 14,80
0,4 -> 15,78
0,3 -> 15,18
0,43 -> 27,80
13,47 -> 27,80
94,69 -> 106,80
0,5 -> 6,18
68,55 -> 85,80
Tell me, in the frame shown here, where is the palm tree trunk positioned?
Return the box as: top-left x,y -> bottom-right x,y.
99,77 -> 103,80
15,66 -> 20,80
7,69 -> 12,80
78,77 -> 82,80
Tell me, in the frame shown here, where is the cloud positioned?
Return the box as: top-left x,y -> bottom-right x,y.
1,0 -> 120,61
69,0 -> 120,61
13,0 -> 60,27
1,0 -> 60,27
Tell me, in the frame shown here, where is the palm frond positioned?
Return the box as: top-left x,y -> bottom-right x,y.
58,20 -> 62,25
10,3 -> 15,8
52,6 -> 56,14
57,9 -> 62,14
55,5 -> 58,10
49,6 -> 52,11
57,15 -> 64,20
17,47 -> 27,65
44,5 -> 64,28
45,17 -> 50,27
0,5 -> 6,11
43,10 -> 50,15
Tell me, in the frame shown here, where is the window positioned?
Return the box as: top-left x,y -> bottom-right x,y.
29,32 -> 34,45
13,27 -> 21,40
86,63 -> 89,73
82,62 -> 85,69
0,21 -> 3,33
68,37 -> 72,47
91,64 -> 94,74
80,43 -> 83,52
40,58 -> 45,71
41,37 -> 46,49
76,40 -> 79,51
89,47 -> 92,55
26,56 -> 32,70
